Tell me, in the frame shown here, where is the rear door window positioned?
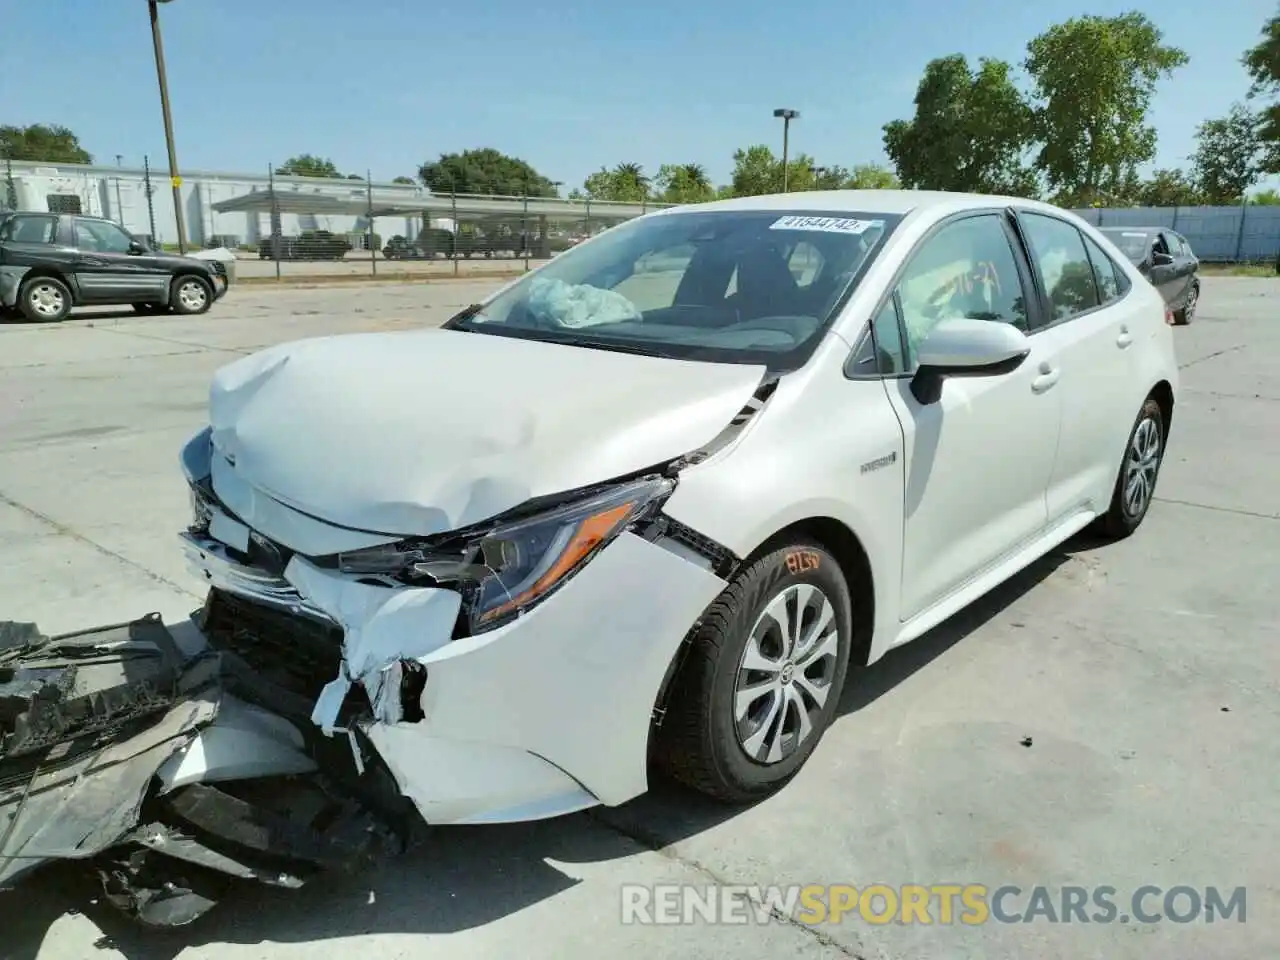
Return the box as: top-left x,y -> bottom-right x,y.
3,214 -> 57,244
1018,213 -> 1101,322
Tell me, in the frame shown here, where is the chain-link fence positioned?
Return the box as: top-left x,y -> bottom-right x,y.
1072,204 -> 1280,263
0,156 -> 671,280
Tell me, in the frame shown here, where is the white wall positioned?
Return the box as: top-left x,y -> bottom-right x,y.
5,160 -> 425,248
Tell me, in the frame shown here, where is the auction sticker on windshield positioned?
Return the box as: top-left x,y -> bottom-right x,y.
770,216 -> 883,234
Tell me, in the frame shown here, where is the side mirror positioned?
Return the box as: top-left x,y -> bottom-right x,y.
910,318 -> 1031,405
1152,250 -> 1174,267
128,239 -> 148,254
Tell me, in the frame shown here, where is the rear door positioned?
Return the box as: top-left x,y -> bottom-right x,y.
0,214 -> 77,305
71,217 -> 169,304
1012,210 -> 1140,522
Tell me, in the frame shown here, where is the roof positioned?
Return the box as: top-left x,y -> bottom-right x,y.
655,189 -> 1066,219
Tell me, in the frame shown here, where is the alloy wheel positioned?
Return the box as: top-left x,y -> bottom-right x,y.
734,583 -> 841,765
177,280 -> 208,312
1123,416 -> 1162,518
28,283 -> 64,318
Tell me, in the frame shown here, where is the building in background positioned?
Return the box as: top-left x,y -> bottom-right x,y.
1,158 -> 426,250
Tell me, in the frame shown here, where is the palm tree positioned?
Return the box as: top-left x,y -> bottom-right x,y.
676,163 -> 711,198
612,162 -> 650,202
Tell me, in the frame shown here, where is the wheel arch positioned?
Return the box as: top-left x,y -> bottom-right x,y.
18,268 -> 78,310
650,513 -> 878,734
1150,379 -> 1174,437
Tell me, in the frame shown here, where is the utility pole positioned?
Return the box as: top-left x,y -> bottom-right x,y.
148,0 -> 187,253
366,169 -> 377,277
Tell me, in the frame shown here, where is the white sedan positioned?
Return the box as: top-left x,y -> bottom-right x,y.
177,190 -> 1178,824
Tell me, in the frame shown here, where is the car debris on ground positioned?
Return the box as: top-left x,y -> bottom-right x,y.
0,613 -> 402,927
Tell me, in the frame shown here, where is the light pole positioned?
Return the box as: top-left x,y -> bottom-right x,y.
148,0 -> 187,253
773,108 -> 799,193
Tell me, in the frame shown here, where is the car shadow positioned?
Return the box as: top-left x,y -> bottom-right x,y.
0,531 -> 1105,959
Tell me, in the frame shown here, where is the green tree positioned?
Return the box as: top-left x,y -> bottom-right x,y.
418,148 -> 557,196
392,176 -> 416,185
655,163 -> 715,203
1135,168 -> 1202,206
1191,104 -> 1264,204
1025,13 -> 1189,206
276,154 -> 344,178
0,124 -> 91,163
582,163 -> 652,202
1243,5 -> 1280,172
1251,187 -> 1280,204
847,164 -> 901,189
883,54 -> 1038,196
729,145 -> 816,195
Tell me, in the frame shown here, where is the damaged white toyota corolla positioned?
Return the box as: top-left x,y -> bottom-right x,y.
177,191 -> 1178,828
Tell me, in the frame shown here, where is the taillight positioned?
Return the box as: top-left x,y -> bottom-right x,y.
1164,307 -> 1175,325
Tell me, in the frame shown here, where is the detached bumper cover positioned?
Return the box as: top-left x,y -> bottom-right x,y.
0,615 -> 394,927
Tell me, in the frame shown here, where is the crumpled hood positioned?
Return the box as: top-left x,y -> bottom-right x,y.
208,328 -> 765,538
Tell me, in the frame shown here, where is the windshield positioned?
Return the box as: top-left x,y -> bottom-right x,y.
1099,229 -> 1153,263
445,208 -> 902,369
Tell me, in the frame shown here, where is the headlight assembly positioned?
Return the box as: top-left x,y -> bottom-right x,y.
337,476 -> 674,634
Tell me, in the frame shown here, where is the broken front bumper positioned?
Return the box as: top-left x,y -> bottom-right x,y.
180,513 -> 729,826
0,616 -> 393,927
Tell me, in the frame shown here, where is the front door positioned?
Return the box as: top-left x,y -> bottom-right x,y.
71,217 -> 169,304
877,212 -> 1063,620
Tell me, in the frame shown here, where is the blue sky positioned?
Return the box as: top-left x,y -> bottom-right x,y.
1,0 -> 1275,190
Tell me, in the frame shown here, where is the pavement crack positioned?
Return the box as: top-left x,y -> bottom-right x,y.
1184,388 -> 1279,402
1178,344 -> 1247,369
90,325 -> 250,356
586,810 -> 869,958
1153,496 -> 1279,521
0,489 -> 202,599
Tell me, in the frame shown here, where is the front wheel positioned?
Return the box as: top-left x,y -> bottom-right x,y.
170,275 -> 213,316
653,540 -> 852,803
1098,396 -> 1166,539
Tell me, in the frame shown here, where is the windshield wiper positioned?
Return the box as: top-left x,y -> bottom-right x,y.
442,303 -> 486,329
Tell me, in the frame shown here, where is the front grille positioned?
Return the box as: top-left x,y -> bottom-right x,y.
202,589 -> 343,704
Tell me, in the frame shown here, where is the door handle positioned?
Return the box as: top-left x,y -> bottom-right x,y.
1031,363 -> 1060,393
81,257 -> 107,267
1117,327 -> 1133,349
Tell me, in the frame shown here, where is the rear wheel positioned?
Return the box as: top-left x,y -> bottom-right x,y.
18,276 -> 72,322
1174,282 -> 1198,325
654,540 -> 852,802
1098,396 -> 1166,539
171,275 -> 213,315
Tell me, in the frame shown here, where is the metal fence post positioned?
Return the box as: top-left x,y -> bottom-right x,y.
143,155 -> 158,243
268,162 -> 281,281
1171,206 -> 1180,231
2,151 -> 17,211
1234,197 -> 1248,262
366,169 -> 377,277
522,178 -> 530,272
451,179 -> 459,277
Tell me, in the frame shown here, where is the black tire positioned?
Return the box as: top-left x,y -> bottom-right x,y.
653,540 -> 853,803
18,275 -> 73,322
1174,282 -> 1198,325
1098,396 -> 1166,539
170,275 -> 213,316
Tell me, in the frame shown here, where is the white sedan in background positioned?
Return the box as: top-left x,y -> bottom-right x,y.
179,189 -> 1178,826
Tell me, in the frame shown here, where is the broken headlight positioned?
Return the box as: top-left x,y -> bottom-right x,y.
337,477 -> 674,634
